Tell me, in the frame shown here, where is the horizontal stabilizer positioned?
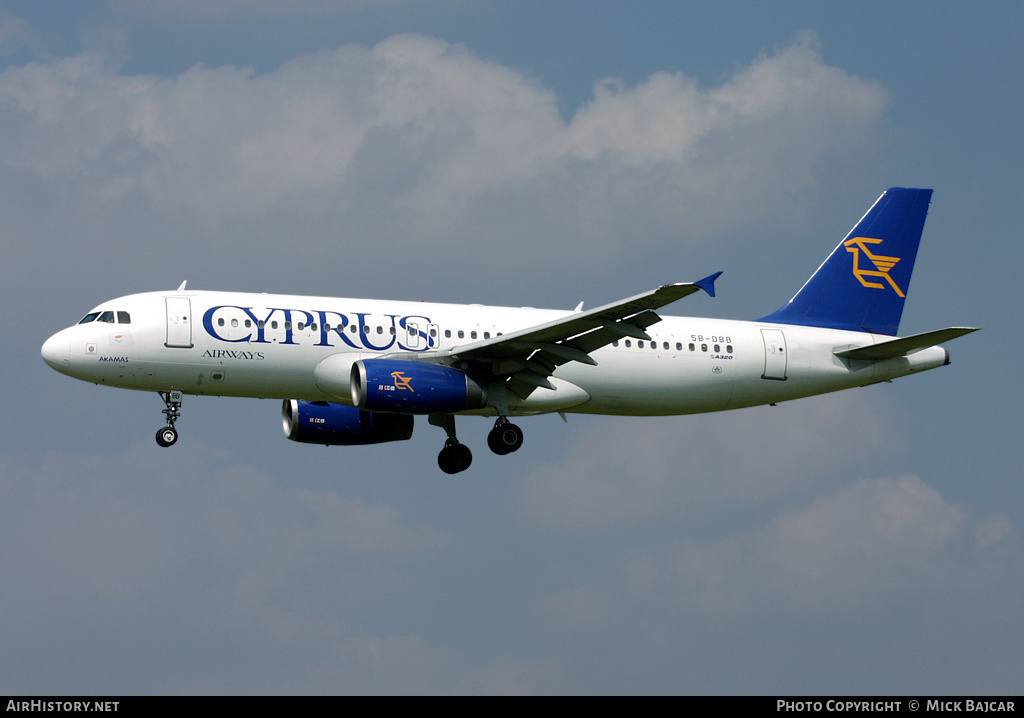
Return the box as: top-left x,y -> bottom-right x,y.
835,327 -> 979,360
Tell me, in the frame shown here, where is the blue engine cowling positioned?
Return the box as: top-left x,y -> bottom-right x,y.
350,359 -> 487,414
282,400 -> 414,445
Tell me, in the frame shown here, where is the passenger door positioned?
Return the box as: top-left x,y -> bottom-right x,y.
165,297 -> 193,348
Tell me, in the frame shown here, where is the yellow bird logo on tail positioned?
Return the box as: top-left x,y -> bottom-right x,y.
844,237 -> 905,297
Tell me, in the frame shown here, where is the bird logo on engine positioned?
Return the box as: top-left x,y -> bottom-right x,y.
391,371 -> 415,392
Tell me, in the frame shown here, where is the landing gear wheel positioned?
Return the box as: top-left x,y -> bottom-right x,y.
488,420 -> 524,455
438,439 -> 473,474
156,426 -> 178,447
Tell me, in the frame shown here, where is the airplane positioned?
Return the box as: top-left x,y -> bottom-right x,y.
41,188 -> 978,474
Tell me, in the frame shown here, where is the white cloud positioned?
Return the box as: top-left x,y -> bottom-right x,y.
562,32 -> 883,169
0,33 -> 887,298
0,10 -> 33,54
0,441 -> 576,693
666,475 -> 968,617
0,446 -> 447,616
519,390 -> 894,529
521,473 -> 1024,692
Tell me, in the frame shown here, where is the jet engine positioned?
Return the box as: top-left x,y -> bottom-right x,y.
350,359 -> 487,414
282,400 -> 414,445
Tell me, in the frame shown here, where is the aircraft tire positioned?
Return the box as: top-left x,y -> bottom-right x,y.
488,423 -> 524,455
156,426 -> 178,447
438,442 -> 472,474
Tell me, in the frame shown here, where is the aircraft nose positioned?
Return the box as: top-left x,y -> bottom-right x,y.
41,331 -> 70,373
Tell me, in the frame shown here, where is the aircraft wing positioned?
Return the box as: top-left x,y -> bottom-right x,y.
410,273 -> 721,399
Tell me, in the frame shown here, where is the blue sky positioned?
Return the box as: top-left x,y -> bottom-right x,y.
3,1 -> 1022,694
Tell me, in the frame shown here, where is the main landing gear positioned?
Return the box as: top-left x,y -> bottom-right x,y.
487,417 -> 524,455
430,414 -> 525,474
155,390 -> 183,447
431,414 -> 473,474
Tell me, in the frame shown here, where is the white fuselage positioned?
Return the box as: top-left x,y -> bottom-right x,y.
41,289 -> 949,417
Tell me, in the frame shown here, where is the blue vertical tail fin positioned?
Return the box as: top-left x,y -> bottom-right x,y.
758,187 -> 932,335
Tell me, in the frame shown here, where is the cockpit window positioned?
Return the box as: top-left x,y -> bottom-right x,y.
117,311 -> 131,324
78,312 -> 100,324
97,311 -> 115,323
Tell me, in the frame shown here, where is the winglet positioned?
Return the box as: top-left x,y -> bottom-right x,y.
694,272 -> 722,298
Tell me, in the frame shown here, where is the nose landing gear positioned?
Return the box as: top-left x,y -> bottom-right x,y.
155,390 -> 183,447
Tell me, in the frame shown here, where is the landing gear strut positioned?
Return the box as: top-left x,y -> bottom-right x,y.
430,414 -> 472,474
487,417 -> 524,455
156,390 -> 183,447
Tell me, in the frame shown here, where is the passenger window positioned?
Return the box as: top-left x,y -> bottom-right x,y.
714,344 -> 720,352
471,331 -> 478,339
297,322 -> 304,331
689,343 -> 695,351
484,332 -> 490,339
458,330 -> 464,339
245,320 -> 252,328
445,330 -> 452,338
638,341 -> 644,348
701,344 -> 708,352
117,311 -> 131,324
78,312 -> 100,324
98,311 -> 114,323
231,319 -> 239,328
625,340 -> 632,348
613,340 -> 619,347
676,342 -> 682,351
727,345 -> 733,353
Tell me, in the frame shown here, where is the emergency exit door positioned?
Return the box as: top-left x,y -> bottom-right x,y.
761,328 -> 787,380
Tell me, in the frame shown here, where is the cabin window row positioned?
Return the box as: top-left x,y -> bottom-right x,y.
213,318 -> 448,337
612,339 -> 733,353
443,329 -> 498,340
211,318 -> 507,343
